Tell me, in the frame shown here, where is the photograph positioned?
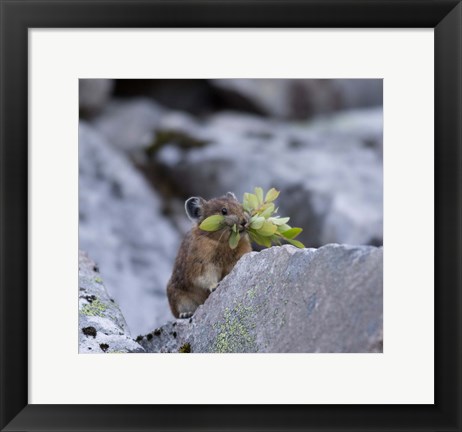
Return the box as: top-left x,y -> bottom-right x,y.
78,78 -> 383,353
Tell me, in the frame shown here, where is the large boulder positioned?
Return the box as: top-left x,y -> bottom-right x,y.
139,244 -> 383,353
79,122 -> 180,335
79,251 -> 144,353
92,98 -> 165,157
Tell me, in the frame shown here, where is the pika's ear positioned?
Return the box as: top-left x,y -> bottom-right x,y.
226,191 -> 238,201
185,197 -> 206,221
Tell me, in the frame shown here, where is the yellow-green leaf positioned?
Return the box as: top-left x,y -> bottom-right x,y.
254,187 -> 264,205
258,220 -> 278,236
259,203 -> 275,219
269,216 -> 290,226
229,231 -> 240,249
285,238 -> 305,248
277,224 -> 291,233
265,188 -> 280,202
199,215 -> 225,231
243,193 -> 252,212
247,193 -> 259,211
240,186 -> 304,250
250,216 -> 265,229
281,227 -> 303,239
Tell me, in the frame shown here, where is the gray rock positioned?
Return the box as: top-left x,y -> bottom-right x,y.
79,251 -> 144,353
92,98 -> 164,158
139,244 -> 383,353
155,109 -> 383,247
211,79 -> 382,119
79,122 -> 180,335
305,108 -> 383,158
79,79 -> 114,116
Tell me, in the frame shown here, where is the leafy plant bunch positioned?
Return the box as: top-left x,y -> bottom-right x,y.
199,187 -> 305,250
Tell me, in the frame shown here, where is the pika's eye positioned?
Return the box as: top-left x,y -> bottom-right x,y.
221,208 -> 228,215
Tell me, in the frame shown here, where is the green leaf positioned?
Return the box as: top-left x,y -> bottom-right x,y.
254,187 -> 264,205
240,187 -> 304,250
269,216 -> 290,226
257,220 -> 278,236
199,215 -> 225,231
232,224 -> 237,233
249,230 -> 272,248
270,235 -> 282,246
229,231 -> 240,249
247,193 -> 259,211
280,227 -> 303,239
277,224 -> 291,233
259,203 -> 275,219
265,188 -> 280,202
250,216 -> 265,229
243,193 -> 259,212
243,193 -> 252,212
285,238 -> 305,248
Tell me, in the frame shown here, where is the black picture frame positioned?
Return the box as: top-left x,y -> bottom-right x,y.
1,1 -> 461,431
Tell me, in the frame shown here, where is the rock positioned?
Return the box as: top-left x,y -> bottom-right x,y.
79,79 -> 114,116
139,244 -> 383,353
154,108 -> 383,247
79,122 -> 180,335
306,108 -> 383,158
92,98 -> 165,158
79,251 -> 144,353
211,79 -> 383,119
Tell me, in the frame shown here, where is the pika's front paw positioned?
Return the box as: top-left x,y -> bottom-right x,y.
210,283 -> 219,293
179,312 -> 194,319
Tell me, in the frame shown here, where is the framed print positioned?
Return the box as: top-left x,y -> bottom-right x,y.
1,0 -> 461,431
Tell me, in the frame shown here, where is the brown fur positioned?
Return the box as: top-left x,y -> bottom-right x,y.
167,194 -> 252,318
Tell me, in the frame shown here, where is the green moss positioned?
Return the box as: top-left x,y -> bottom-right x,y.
179,343 -> 191,353
214,304 -> 257,353
80,298 -> 107,317
146,130 -> 210,157
94,277 -> 103,284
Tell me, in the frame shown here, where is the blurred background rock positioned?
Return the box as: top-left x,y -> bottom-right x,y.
79,79 -> 383,336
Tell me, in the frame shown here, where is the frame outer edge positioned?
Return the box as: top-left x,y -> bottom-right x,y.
0,0 -> 29,430
0,0 -> 461,431
435,2 -> 462,430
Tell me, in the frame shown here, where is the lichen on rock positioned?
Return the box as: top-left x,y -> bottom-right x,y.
79,244 -> 382,354
138,244 -> 383,353
78,251 -> 145,353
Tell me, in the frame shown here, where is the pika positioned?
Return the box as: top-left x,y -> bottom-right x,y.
167,192 -> 252,319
